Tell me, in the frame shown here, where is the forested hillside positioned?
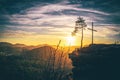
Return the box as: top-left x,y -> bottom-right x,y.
70,44 -> 120,80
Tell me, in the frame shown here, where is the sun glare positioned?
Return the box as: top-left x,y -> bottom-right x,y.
65,36 -> 75,46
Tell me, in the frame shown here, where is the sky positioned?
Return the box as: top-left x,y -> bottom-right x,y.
0,0 -> 120,46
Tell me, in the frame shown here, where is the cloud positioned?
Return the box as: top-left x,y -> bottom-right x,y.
26,3 -> 109,15
8,1 -> 109,29
0,30 -> 36,38
77,0 -> 120,24
0,0 -> 120,44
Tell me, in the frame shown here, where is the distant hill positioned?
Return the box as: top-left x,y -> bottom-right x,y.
0,42 -> 77,55
0,42 -> 24,55
14,43 -> 27,48
69,44 -> 120,80
24,46 -> 57,59
24,45 -> 73,70
14,43 -> 43,50
0,42 -> 72,67
0,42 -> 55,55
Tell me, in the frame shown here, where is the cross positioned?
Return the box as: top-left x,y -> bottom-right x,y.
87,22 -> 97,45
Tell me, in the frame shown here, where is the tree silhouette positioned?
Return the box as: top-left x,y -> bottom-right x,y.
72,17 -> 87,48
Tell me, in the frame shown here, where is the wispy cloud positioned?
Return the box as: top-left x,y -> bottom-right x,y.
10,1 -> 109,26
0,0 -> 120,45
26,3 -> 109,15
0,30 -> 36,38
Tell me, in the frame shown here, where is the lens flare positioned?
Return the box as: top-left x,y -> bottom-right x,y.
65,36 -> 75,46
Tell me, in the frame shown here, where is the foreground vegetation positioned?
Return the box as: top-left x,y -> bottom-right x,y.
2,42 -> 120,80
70,44 -> 120,80
0,42 -> 72,80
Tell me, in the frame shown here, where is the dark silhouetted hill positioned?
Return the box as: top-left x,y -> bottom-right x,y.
69,44 -> 120,80
0,42 -> 25,55
24,46 -> 57,59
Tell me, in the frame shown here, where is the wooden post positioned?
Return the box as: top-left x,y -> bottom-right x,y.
92,22 -> 93,45
88,22 -> 97,45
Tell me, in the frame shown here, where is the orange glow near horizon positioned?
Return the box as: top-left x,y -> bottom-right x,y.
65,36 -> 76,46
0,34 -> 113,47
0,25 -> 116,47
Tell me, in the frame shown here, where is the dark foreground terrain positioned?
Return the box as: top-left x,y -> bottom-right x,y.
1,42 -> 120,80
70,44 -> 120,80
0,42 -> 71,80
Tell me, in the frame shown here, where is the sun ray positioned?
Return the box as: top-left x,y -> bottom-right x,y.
65,36 -> 75,46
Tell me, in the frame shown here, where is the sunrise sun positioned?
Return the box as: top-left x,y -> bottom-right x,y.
65,36 -> 75,46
